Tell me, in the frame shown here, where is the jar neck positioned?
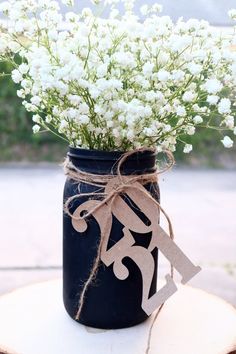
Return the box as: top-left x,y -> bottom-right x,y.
68,147 -> 157,175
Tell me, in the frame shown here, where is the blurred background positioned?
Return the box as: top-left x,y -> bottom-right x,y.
0,1 -> 235,309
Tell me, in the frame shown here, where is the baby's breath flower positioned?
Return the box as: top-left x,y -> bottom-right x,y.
207,95 -> 219,105
183,144 -> 193,153
187,63 -> 202,76
17,89 -> 26,98
18,63 -> 29,74
218,98 -> 231,115
221,136 -> 233,148
31,96 -> 41,106
61,0 -> 74,6
77,115 -> 90,124
0,0 -> 235,151
224,115 -> 234,129
193,115 -> 203,124
182,91 -> 196,103
11,70 -> 23,84
157,70 -> 170,82
32,124 -> 41,133
151,4 -> 163,13
143,62 -> 154,77
32,114 -> 41,123
176,106 -> 187,117
90,0 -> 101,4
186,125 -> 195,135
228,9 -> 236,20
204,79 -> 223,94
45,115 -> 53,123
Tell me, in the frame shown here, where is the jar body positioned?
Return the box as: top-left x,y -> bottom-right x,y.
63,147 -> 160,329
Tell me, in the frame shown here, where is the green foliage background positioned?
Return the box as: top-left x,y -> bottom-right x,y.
0,61 -> 235,166
0,61 -> 67,162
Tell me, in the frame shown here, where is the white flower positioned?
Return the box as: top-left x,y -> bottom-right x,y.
186,125 -> 195,135
18,63 -> 29,74
89,88 -> 100,99
90,0 -> 101,4
143,62 -> 154,77
48,29 -> 58,41
171,35 -> 192,53
106,120 -> 114,128
204,79 -> 223,94
21,79 -> 32,89
207,95 -> 219,105
32,114 -> 41,123
163,124 -> 171,132
31,96 -> 41,106
112,128 -> 120,138
224,115 -> 234,129
0,36 -> 8,55
114,52 -> 136,68
182,91 -> 196,102
183,144 -> 193,153
77,115 -> 89,124
176,105 -> 187,117
59,120 -> 69,131
68,95 -> 81,106
151,4 -> 163,13
171,70 -> 185,82
23,102 -> 37,112
66,108 -> 77,119
221,136 -> 233,148
127,130 -> 135,140
193,115 -> 203,124
145,91 -> 156,102
218,98 -> 231,115
32,124 -> 40,134
157,52 -> 170,65
17,89 -> 25,98
187,63 -> 202,76
109,8 -> 119,19
97,64 -> 108,78
1,0 -> 236,151
0,1 -> 10,13
157,70 -> 170,82
12,69 -> 23,83
79,103 -> 90,114
143,127 -> 153,137
228,9 -> 236,20
61,0 -> 74,6
45,115 -> 53,123
140,4 -> 149,16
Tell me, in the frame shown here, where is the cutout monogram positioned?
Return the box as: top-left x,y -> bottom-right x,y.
71,176 -> 201,315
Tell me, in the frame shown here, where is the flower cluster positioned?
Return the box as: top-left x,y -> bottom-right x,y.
0,0 -> 236,152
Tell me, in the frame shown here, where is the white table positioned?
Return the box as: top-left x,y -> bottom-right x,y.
0,280 -> 236,354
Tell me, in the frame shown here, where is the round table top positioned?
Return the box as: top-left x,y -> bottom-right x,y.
0,279 -> 236,354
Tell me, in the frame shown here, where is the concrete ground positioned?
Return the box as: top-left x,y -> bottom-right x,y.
0,165 -> 235,307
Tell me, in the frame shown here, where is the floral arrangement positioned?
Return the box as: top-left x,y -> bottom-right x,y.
0,0 -> 236,152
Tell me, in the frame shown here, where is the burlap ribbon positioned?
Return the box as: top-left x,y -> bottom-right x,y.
63,147 -> 175,321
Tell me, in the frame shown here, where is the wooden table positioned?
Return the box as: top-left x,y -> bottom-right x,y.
0,280 -> 236,354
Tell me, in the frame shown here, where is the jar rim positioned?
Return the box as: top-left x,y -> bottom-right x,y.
68,146 -> 157,161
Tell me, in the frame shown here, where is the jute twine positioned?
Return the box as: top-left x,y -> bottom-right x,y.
63,147 -> 175,354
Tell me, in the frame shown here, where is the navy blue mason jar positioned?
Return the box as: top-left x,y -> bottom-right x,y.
63,147 -> 160,329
